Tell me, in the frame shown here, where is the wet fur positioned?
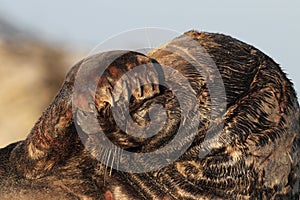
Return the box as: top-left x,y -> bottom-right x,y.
0,31 -> 299,199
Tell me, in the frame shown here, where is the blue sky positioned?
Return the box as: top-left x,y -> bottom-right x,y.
0,0 -> 299,94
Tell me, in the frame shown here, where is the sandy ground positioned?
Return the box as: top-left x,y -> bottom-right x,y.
0,38 -> 82,147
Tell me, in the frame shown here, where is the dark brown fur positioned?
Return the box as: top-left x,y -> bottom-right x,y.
0,31 -> 299,199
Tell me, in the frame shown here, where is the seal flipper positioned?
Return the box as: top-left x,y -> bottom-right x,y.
9,51 -> 165,179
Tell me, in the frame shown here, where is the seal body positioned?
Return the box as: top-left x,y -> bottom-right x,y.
0,31 -> 299,200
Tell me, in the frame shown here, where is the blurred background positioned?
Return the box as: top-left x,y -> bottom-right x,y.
0,0 -> 299,147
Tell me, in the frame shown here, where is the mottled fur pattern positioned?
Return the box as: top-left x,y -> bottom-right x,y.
0,31 -> 299,199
